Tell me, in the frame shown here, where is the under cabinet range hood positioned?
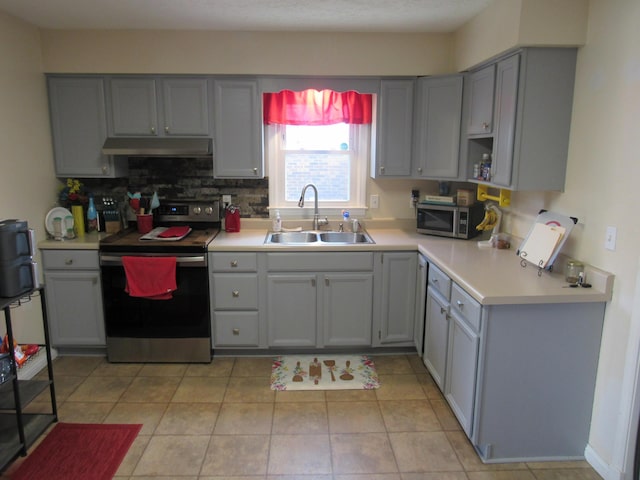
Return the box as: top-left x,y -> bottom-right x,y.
102,137 -> 212,157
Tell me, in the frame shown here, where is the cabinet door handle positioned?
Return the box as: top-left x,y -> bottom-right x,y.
164,126 -> 169,134
440,307 -> 447,315
230,260 -> 238,267
232,290 -> 240,297
456,300 -> 464,309
325,278 -> 330,286
65,259 -> 73,265
311,279 -> 316,287
482,122 -> 490,130
380,166 -> 385,174
417,167 -> 422,173
253,167 -> 258,174
102,165 -> 108,174
232,328 -> 240,335
433,278 -> 438,284
151,126 -> 156,135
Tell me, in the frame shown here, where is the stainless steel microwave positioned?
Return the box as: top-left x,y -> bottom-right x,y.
417,202 -> 485,239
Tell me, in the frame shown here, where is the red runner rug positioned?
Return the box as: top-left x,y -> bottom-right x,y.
11,423 -> 142,480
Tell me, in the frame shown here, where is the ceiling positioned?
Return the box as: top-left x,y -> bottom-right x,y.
0,0 -> 492,33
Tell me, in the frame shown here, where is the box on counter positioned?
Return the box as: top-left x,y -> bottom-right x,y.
456,189 -> 475,206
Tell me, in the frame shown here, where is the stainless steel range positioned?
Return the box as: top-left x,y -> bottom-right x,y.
99,200 -> 220,363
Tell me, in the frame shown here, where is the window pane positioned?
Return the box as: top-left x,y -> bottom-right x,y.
285,153 -> 351,202
285,124 -> 350,151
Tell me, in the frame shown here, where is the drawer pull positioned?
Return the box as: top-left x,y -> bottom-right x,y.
456,300 -> 464,309
440,307 -> 447,315
232,328 -> 240,335
230,260 -> 238,267
232,290 -> 240,297
65,259 -> 73,265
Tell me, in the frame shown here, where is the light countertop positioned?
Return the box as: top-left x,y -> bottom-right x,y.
38,221 -> 614,306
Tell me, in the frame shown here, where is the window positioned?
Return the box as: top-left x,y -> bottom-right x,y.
263,89 -> 372,216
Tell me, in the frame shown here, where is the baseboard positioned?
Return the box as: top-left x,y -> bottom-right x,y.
585,444 -> 624,480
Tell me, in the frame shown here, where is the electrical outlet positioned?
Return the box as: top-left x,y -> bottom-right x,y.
370,194 -> 379,209
605,226 -> 617,251
222,195 -> 232,205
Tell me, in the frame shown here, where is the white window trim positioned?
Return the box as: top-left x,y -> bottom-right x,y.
265,123 -> 370,219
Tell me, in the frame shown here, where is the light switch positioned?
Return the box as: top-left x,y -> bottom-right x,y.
605,226 -> 617,251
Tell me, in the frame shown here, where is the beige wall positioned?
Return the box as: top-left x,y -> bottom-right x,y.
454,0 -> 588,70
40,30 -> 454,76
0,11 -> 57,342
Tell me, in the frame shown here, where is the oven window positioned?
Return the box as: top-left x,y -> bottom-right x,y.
101,265 -> 209,338
419,208 -> 455,233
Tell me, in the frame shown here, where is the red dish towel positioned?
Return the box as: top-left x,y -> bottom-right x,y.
122,256 -> 177,300
158,226 -> 191,238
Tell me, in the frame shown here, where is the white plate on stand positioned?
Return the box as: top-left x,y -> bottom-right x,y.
45,207 -> 72,236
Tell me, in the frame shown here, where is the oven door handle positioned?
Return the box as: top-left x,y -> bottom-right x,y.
100,255 -> 207,267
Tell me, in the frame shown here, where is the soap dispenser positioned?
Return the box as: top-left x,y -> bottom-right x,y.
273,210 -> 282,232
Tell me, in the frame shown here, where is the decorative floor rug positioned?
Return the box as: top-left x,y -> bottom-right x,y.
11,423 -> 142,480
270,355 -> 380,391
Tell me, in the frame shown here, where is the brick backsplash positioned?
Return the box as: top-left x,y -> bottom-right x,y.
75,157 -> 269,218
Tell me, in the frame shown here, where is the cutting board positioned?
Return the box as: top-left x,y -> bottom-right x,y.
517,210 -> 577,270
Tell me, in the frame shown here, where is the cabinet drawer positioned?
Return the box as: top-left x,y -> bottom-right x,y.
213,311 -> 259,346
42,249 -> 99,270
428,263 -> 451,300
212,273 -> 258,309
210,252 -> 257,272
450,283 -> 481,332
267,252 -> 373,271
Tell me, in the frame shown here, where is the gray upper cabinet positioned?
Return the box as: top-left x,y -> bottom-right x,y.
466,48 -> 577,190
412,75 -> 463,179
108,77 -> 210,137
371,79 -> 414,178
466,65 -> 495,135
47,76 -> 126,178
212,78 -> 263,178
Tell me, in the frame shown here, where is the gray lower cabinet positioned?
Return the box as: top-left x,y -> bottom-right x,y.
210,252 -> 264,348
444,282 -> 481,437
374,251 -> 417,346
41,249 -> 105,347
422,257 -> 605,462
212,78 -> 263,178
413,254 -> 428,354
47,76 -> 126,178
423,286 -> 449,389
266,252 -> 374,348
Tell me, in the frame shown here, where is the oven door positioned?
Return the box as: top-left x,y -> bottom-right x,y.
100,253 -> 211,363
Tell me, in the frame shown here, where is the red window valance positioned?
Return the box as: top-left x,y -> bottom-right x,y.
263,89 -> 373,125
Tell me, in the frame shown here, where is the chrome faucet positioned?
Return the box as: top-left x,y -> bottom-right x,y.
298,183 -> 328,230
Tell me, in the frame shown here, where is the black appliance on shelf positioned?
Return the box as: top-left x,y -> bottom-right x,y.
99,200 -> 220,363
0,220 -> 37,298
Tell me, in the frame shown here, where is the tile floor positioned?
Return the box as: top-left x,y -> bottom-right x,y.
3,354 -> 602,479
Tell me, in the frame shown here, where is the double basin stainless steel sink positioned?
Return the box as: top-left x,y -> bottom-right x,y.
264,230 -> 375,245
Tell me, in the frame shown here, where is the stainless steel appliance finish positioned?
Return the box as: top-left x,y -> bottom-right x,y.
416,202 -> 485,240
99,200 -> 220,363
102,137 -> 212,157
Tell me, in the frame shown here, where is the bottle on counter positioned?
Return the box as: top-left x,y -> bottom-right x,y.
87,195 -> 98,232
273,209 -> 282,232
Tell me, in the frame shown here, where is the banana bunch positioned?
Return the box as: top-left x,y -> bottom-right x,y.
476,209 -> 499,231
